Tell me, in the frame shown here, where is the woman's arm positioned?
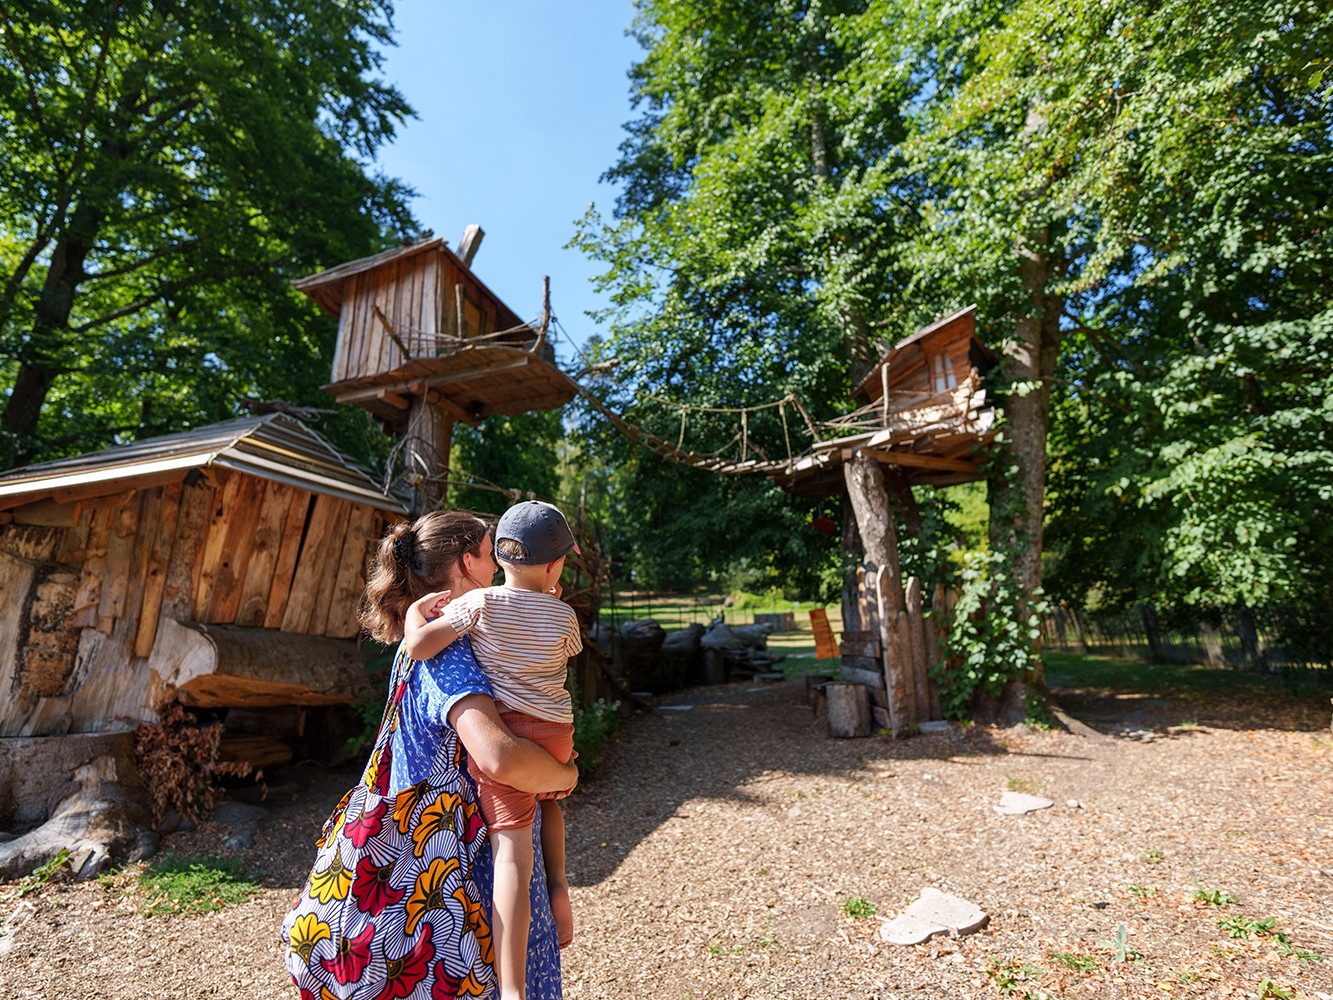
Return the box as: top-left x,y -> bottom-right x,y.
449,693 -> 578,796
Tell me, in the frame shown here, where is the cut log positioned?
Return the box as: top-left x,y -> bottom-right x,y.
148,619 -> 377,708
826,682 -> 872,738
0,732 -> 150,881
218,734 -> 293,770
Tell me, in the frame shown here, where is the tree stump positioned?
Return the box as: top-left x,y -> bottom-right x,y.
826,682 -> 872,738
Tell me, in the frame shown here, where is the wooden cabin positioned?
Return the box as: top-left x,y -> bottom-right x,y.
0,414 -> 407,742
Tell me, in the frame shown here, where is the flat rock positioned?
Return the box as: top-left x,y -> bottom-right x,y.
994,791 -> 1054,815
879,888 -> 989,946
918,720 -> 952,735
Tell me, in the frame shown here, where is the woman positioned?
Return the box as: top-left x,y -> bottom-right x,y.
284,510 -> 574,998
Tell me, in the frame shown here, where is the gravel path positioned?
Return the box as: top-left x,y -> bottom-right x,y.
1,676 -> 1330,999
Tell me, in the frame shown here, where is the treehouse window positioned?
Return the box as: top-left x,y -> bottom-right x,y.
929,352 -> 954,393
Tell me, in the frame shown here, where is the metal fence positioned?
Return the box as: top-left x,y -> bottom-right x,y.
1043,603 -> 1329,672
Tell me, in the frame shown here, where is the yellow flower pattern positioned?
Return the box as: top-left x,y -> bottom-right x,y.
410,790 -> 461,857
393,779 -> 433,834
287,912 -> 331,965
308,844 -> 353,904
455,883 -> 494,966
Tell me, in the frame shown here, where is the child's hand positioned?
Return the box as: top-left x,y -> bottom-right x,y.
547,580 -> 563,601
410,589 -> 453,620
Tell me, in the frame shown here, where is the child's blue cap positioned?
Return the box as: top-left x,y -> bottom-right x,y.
495,500 -> 580,565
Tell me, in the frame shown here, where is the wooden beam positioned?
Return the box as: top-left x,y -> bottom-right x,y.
425,387 -> 480,426
862,448 -> 978,474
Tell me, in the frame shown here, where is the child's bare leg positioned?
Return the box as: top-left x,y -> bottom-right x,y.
539,799 -> 573,948
491,826 -> 535,1000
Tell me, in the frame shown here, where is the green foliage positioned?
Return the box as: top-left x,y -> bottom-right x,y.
1106,923 -> 1141,963
137,854 -> 261,915
1049,951 -> 1098,972
1258,980 -> 1295,1000
934,543 -> 1046,718
988,959 -> 1052,1000
0,0 -> 417,468
450,410 -> 567,516
1218,915 -> 1323,963
1191,880 -> 1236,909
10,849 -> 70,899
841,897 -> 877,919
572,698 -> 621,772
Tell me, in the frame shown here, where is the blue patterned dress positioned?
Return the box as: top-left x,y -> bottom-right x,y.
390,636 -> 563,999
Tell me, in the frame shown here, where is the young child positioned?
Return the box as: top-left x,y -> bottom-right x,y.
405,499 -> 582,1000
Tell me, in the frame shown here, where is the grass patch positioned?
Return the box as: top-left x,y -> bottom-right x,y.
4,849 -> 71,900
1049,950 -> 1099,972
137,854 -> 261,915
1044,652 -> 1284,695
842,896 -> 877,919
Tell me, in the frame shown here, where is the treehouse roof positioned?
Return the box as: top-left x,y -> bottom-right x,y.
0,414 -> 407,514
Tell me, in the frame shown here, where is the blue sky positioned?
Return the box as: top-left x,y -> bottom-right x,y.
372,2 -> 643,367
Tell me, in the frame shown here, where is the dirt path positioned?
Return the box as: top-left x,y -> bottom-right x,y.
1,677 -> 1330,999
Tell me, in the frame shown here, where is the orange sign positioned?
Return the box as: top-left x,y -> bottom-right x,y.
809,608 -> 839,661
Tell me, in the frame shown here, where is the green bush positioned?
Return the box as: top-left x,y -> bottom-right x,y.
573,699 -> 621,772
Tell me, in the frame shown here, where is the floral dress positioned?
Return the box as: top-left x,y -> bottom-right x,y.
282,637 -> 562,999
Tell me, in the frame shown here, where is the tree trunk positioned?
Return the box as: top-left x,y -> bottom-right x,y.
1,197 -> 105,465
1,362 -> 59,466
844,451 -> 917,736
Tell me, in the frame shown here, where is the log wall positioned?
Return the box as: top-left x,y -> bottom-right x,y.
0,470 -> 390,737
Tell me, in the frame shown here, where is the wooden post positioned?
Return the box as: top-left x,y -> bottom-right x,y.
826,682 -> 871,738
404,395 -> 453,514
844,451 -> 917,737
905,576 -> 934,721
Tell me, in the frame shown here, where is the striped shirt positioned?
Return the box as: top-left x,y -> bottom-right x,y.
442,586 -> 582,723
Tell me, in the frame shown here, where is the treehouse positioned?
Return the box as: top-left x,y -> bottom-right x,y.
766,306 -> 996,739
767,305 -> 995,497
292,234 -> 578,509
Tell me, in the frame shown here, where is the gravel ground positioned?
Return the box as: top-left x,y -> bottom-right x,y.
0,676 -> 1330,1000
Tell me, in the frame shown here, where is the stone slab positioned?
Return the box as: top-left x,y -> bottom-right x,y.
994,791 -> 1054,815
879,888 -> 989,946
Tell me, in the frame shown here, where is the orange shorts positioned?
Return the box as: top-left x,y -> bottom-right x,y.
467,710 -> 574,831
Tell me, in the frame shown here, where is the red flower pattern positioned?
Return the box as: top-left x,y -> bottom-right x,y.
319,923 -> 376,985
345,800 -> 387,849
352,855 -> 405,916
372,922 -> 434,1000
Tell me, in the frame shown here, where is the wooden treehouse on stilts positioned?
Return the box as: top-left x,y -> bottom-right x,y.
618,305 -> 995,737
291,231 -> 577,513
293,231 -> 613,704
794,305 -> 996,738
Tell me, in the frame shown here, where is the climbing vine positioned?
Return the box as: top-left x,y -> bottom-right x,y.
897,433 -> 1049,720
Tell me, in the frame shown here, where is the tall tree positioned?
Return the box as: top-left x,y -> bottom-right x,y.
0,0 -> 415,465
1036,1 -> 1333,648
571,0 -> 914,594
